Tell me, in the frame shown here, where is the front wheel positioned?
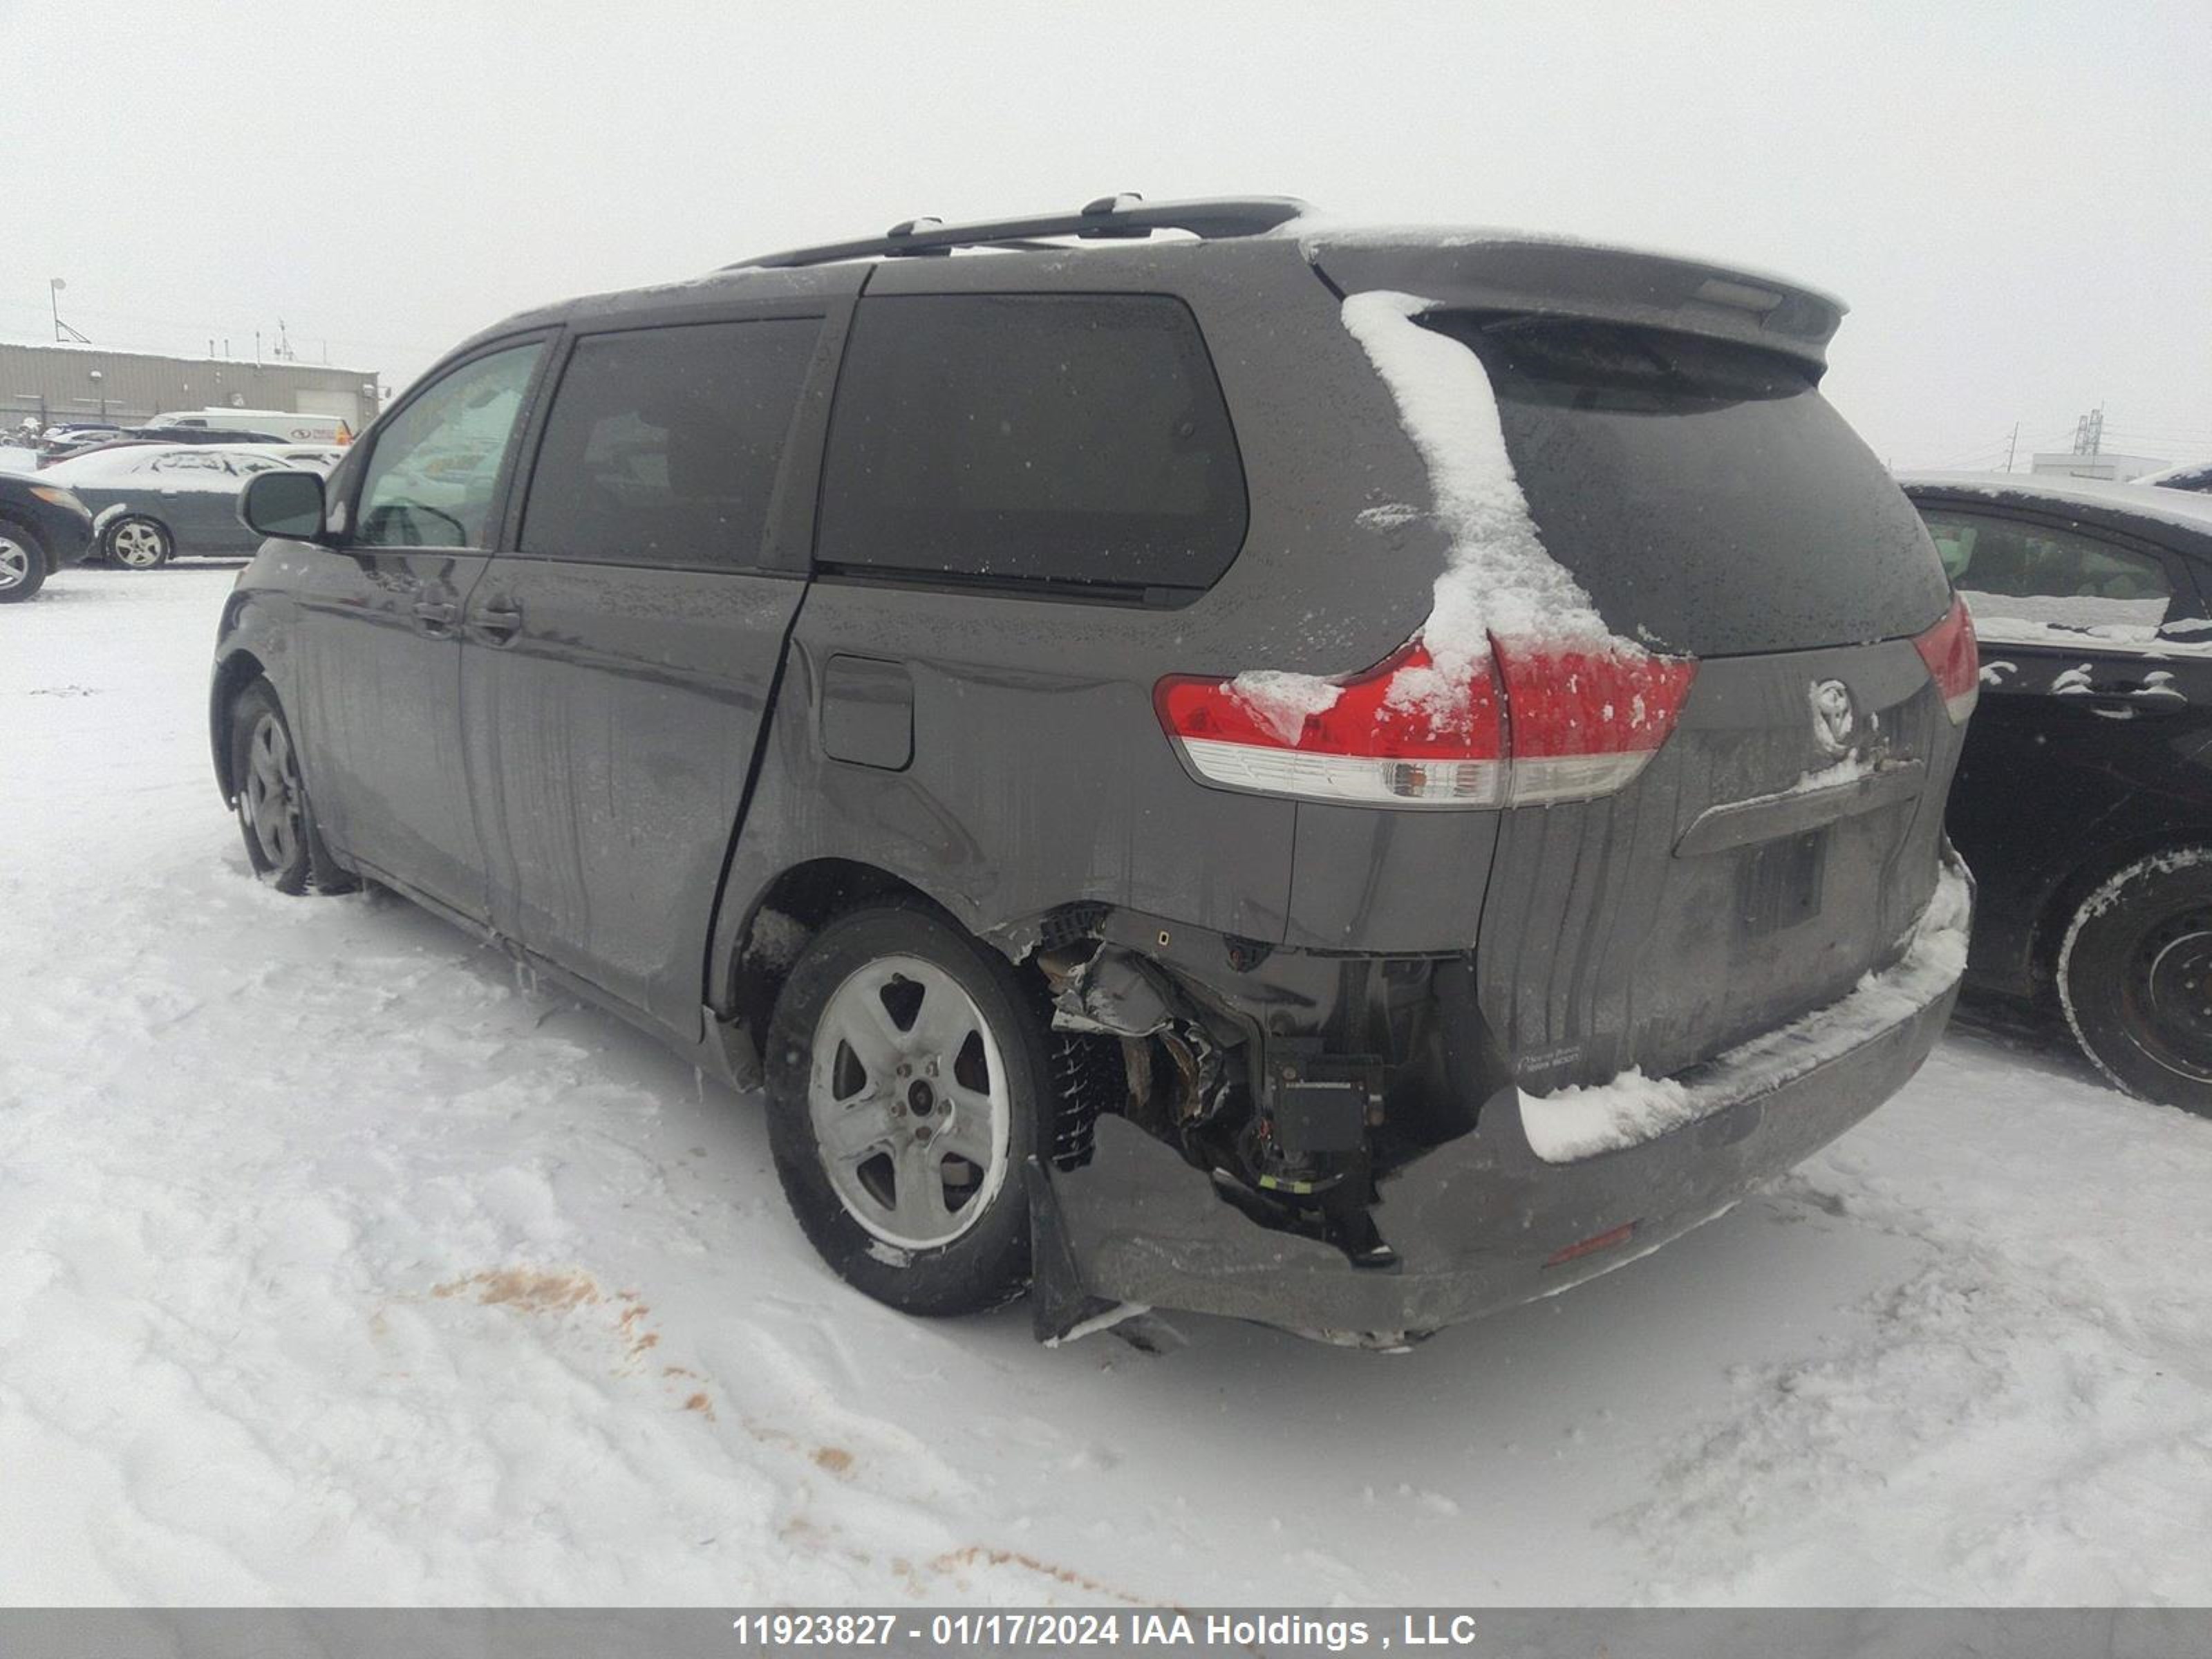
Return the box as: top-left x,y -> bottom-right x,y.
104,515 -> 173,570
765,904 -> 1077,1315
0,521 -> 47,602
227,678 -> 353,895
2059,849 -> 2212,1116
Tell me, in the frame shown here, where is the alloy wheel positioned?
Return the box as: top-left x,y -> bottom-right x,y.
807,955 -> 1011,1248
110,520 -> 168,568
0,535 -> 28,591
242,711 -> 304,872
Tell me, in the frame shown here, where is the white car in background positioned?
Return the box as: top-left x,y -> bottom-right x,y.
143,408 -> 354,444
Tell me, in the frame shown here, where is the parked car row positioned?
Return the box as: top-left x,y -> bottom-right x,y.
22,408 -> 352,469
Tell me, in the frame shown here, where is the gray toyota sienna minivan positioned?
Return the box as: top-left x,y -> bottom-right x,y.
218,195 -> 1976,1345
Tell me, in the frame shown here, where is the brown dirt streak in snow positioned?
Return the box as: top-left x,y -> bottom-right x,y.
684,1392 -> 717,1422
926,1546 -> 1157,1606
812,1446 -> 854,1474
431,1269 -> 603,1313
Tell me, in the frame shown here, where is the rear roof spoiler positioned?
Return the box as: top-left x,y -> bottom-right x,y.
726,194 -> 1311,270
1307,232 -> 1848,373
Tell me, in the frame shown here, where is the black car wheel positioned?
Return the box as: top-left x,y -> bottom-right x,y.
227,677 -> 353,896
2059,849 -> 2212,1115
104,515 -> 174,570
764,903 -> 1089,1316
0,520 -> 47,602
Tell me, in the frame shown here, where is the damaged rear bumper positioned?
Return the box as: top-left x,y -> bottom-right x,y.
1029,859 -> 1968,1343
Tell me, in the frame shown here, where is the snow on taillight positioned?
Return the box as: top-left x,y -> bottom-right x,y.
1911,594 -> 1980,725
1154,643 -> 1507,807
1154,637 -> 1697,809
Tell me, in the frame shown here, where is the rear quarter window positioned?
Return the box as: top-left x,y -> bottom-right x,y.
816,293 -> 1248,594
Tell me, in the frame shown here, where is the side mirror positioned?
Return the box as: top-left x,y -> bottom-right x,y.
238,469 -> 328,542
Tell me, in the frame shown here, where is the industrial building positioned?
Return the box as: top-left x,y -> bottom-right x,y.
1,340 -> 380,435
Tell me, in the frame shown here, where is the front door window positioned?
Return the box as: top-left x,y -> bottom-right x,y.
354,343 -> 543,549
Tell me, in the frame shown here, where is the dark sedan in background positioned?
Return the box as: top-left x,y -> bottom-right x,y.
1904,473 -> 2212,1112
39,444 -> 340,568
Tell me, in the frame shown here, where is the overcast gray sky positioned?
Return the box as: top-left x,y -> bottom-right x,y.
7,0 -> 2208,468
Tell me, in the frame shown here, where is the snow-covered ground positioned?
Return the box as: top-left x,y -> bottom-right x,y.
4,565 -> 2211,1606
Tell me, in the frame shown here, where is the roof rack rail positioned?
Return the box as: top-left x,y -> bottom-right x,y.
724,193 -> 1311,270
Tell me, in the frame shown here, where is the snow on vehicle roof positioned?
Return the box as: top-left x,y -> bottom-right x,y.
2136,458 -> 2212,489
41,443 -> 296,486
1900,471 -> 2212,538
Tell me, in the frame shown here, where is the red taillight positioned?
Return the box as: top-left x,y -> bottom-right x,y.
1492,642 -> 1701,806
1154,635 -> 1697,808
1911,594 -> 1980,725
1154,643 -> 1508,806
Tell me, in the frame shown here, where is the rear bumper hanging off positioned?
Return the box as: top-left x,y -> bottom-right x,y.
1030,852 -> 1969,1344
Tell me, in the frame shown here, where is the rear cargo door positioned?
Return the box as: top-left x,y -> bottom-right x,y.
458,300 -> 845,1036
1427,316 -> 1962,1090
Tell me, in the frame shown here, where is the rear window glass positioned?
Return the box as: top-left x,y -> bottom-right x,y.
1436,317 -> 1951,657
816,294 -> 1247,592
520,319 -> 819,568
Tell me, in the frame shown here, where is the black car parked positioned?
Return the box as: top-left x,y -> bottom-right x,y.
1906,474 -> 2212,1113
0,471 -> 96,601
214,196 -> 1974,1344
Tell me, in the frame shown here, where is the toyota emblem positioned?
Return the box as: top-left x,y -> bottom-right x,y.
1810,679 -> 1856,756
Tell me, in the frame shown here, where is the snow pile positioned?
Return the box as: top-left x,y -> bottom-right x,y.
1522,857 -> 1971,1162
1962,588 -> 2167,646
1338,290 -> 1648,732
1615,1024 -> 2212,1603
1226,669 -> 1341,743
1203,290 -> 1658,737
1784,752 -> 1881,795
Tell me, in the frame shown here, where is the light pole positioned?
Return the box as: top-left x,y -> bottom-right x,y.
48,279 -> 89,344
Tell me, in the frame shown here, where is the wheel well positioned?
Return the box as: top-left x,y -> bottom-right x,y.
726,859 -> 946,1045
2034,831 -> 2212,994
0,512 -> 39,550
210,649 -> 267,801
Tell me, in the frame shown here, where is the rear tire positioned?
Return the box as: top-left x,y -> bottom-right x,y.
0,521 -> 47,602
765,903 -> 1080,1315
2059,849 -> 2212,1115
104,515 -> 173,570
227,678 -> 353,896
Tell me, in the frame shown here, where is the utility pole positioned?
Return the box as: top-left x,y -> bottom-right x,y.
2004,422 -> 2019,473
